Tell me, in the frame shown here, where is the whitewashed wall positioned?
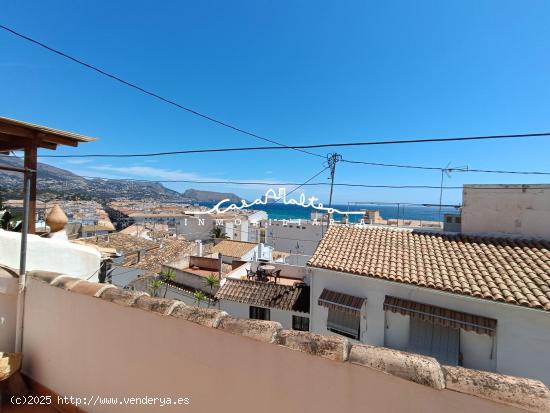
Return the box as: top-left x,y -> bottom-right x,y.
218,298 -> 308,330
0,230 -> 101,280
266,221 -> 327,256
0,274 -> 18,351
310,267 -> 550,385
462,184 -> 550,238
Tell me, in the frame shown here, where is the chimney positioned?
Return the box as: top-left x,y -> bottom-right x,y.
195,240 -> 203,257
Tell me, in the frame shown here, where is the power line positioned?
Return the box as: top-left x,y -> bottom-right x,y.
74,175 -> 466,189
341,158 -> 550,176
4,168 -> 546,189
3,25 -> 550,176
348,201 -> 461,208
0,24 -> 323,160
272,166 -> 330,203
6,151 -> 550,176
32,131 -> 550,158
2,162 -> 549,190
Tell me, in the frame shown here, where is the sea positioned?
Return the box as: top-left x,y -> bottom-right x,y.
196,201 -> 458,223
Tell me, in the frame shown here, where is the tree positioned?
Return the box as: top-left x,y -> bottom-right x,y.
149,279 -> 164,298
210,226 -> 228,241
0,209 -> 19,231
203,273 -> 220,307
0,197 -> 19,231
159,269 -> 176,298
193,290 -> 207,307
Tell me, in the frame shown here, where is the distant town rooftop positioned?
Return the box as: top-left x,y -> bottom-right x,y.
76,233 -> 194,273
216,278 -> 310,313
308,225 -> 550,311
210,239 -> 257,258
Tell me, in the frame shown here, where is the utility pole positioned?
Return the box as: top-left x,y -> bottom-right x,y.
327,152 -> 342,226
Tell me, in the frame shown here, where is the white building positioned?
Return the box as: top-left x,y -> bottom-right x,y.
172,211 -> 268,242
216,262 -> 310,330
307,224 -> 550,385
208,239 -> 274,262
461,184 -> 550,238
224,210 -> 268,242
265,218 -> 328,265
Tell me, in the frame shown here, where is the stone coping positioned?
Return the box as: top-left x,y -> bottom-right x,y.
27,270 -> 550,413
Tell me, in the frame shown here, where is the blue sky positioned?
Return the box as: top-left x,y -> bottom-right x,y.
2,1 -> 550,204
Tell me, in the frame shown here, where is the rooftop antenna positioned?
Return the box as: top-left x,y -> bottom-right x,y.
439,163 -> 468,221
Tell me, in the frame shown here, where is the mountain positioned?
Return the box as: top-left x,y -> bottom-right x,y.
182,188 -> 242,203
0,157 -> 242,202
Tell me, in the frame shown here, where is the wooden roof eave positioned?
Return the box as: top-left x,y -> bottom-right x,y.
0,116 -> 95,150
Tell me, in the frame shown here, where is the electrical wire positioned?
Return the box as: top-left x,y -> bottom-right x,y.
3,26 -> 550,177
32,131 -> 550,158
272,166 -> 330,204
3,164 -> 549,190
77,176 -> 550,190
341,158 -> 550,176
0,24 -> 323,160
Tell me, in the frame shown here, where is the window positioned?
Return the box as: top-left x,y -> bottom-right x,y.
249,306 -> 270,320
446,216 -> 453,223
407,319 -> 459,365
456,217 -> 462,224
292,315 -> 310,331
327,309 -> 360,340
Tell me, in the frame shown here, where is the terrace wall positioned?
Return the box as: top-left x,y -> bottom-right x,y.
18,274 -> 549,413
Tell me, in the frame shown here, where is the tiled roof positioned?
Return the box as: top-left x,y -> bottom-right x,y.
308,225 -> 550,311
210,240 -> 256,258
76,233 -> 194,273
76,233 -> 158,255
81,224 -> 114,232
215,278 -> 309,313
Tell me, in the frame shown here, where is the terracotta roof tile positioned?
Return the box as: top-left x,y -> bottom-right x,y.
308,225 -> 550,311
77,233 -> 194,273
210,240 -> 256,258
215,278 -> 309,313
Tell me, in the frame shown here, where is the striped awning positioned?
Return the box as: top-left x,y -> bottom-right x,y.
318,289 -> 365,315
384,296 -> 497,336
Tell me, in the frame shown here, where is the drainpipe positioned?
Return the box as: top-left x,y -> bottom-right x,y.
308,266 -> 313,332
218,253 -> 223,278
15,170 -> 31,352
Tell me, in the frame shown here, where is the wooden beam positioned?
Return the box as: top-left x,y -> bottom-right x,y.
0,123 -> 34,138
0,142 -> 23,151
39,141 -> 58,150
24,145 -> 37,234
0,132 -> 58,150
37,132 -> 79,147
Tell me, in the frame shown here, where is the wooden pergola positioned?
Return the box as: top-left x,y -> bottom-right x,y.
0,116 -> 95,233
